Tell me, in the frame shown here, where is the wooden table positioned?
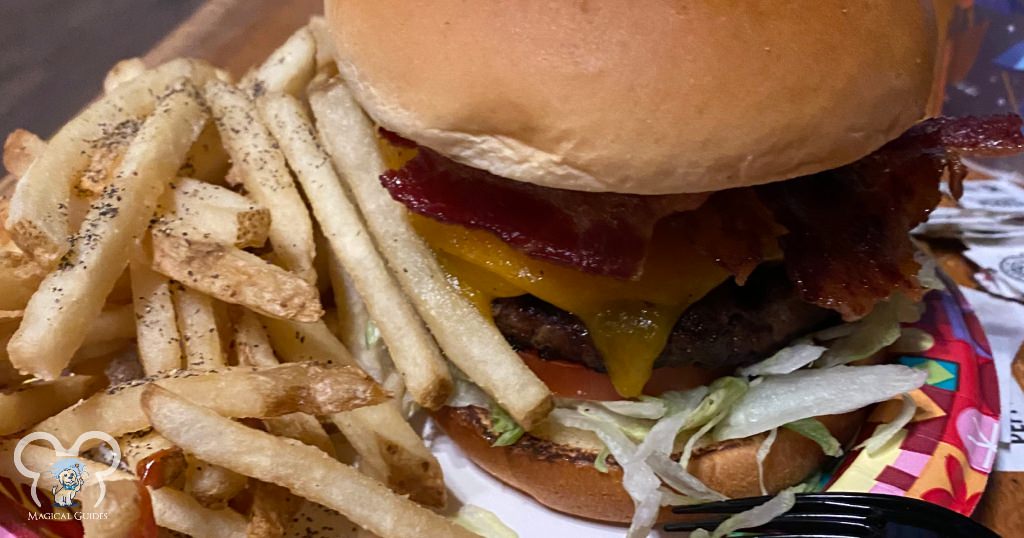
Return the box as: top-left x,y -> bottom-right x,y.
28,0 -> 1024,535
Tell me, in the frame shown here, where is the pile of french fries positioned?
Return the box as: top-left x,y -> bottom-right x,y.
0,17 -> 553,538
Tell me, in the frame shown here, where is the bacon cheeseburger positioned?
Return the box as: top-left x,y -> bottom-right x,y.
325,1 -> 1023,532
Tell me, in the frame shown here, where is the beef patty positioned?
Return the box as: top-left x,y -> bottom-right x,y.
491,265 -> 836,371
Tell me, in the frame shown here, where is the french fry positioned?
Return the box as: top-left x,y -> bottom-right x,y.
149,486 -> 246,538
308,16 -> 339,74
5,59 -> 221,264
327,255 -> 391,383
179,120 -> 231,183
142,386 -> 477,538
161,177 -> 271,248
259,91 -> 451,410
130,247 -> 182,375
0,251 -> 45,311
3,129 -> 45,178
185,455 -> 248,507
204,80 -> 316,282
332,402 -> 446,508
102,57 -> 147,94
8,80 -> 208,380
153,230 -> 322,322
119,429 -> 186,488
234,309 -> 336,457
244,26 -> 316,98
309,81 -> 553,428
0,375 -> 104,435
31,362 -> 386,449
83,477 -> 157,538
170,283 -> 226,370
248,481 -> 303,538
259,315 -> 445,506
84,302 -> 136,345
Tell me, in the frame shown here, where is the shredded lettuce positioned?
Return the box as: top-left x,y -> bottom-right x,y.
713,365 -> 927,441
858,393 -> 917,454
914,247 -> 946,291
815,299 -> 902,368
448,377 -> 492,408
682,377 -> 748,431
783,418 -> 843,457
578,405 -> 652,443
594,445 -> 611,473
598,397 -> 667,420
489,404 -> 525,447
364,319 -> 381,348
738,340 -> 827,377
889,327 -> 935,354
691,489 -> 798,538
755,428 -> 779,494
454,505 -> 518,538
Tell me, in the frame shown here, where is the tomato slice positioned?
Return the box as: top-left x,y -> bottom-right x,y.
519,351 -> 723,401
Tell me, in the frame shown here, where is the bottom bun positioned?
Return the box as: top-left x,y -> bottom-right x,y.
433,405 -> 866,523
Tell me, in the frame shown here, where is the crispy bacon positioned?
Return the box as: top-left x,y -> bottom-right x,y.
757,115 -> 1024,320
381,145 -> 706,278
380,115 -> 1024,318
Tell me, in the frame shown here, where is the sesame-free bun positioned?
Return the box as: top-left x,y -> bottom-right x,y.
325,1 -> 935,194
433,406 -> 865,523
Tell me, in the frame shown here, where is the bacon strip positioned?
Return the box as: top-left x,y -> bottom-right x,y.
757,115 -> 1024,320
381,145 -> 705,279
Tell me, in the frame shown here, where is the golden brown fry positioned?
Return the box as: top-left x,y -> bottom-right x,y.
332,402 -> 446,508
245,26 -> 316,98
259,92 -> 451,410
0,375 -> 104,435
32,362 -> 386,449
162,177 -> 271,248
82,477 -> 155,537
153,230 -> 322,322
3,129 -> 45,178
263,412 -> 336,457
102,57 -> 147,94
8,80 -> 208,380
149,486 -> 247,538
309,81 -> 552,428
170,283 -> 226,370
5,59 -> 222,264
142,386 -> 476,538
0,250 -> 45,311
119,429 -> 186,488
204,79 -> 315,282
130,247 -> 183,375
248,481 -> 303,538
185,455 -> 248,508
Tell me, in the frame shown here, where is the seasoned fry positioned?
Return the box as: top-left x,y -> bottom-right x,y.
8,80 -> 208,380
84,302 -> 136,345
332,402 -> 446,508
103,57 -> 147,94
161,177 -> 271,248
261,315 -> 355,366
309,81 -> 552,428
248,481 -> 302,538
31,362 -> 386,449
170,283 -> 226,370
245,26 -> 316,98
0,375 -> 104,435
149,486 -> 246,538
259,92 -> 451,409
0,250 -> 45,311
179,120 -> 231,183
83,477 -> 157,537
119,429 -> 186,488
185,455 -> 248,507
143,386 -> 477,538
130,247 -> 182,375
5,59 -> 221,264
3,129 -> 45,178
153,230 -> 322,322
263,412 -> 336,457
204,80 -> 316,282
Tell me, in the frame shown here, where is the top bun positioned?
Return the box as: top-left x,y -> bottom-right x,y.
325,1 -> 936,194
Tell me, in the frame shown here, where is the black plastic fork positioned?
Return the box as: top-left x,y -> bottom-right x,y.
663,492 -> 1000,537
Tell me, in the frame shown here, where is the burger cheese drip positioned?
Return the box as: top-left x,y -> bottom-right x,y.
379,134 -> 728,396
412,214 -> 728,397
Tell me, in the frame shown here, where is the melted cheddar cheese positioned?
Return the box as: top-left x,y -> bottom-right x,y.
381,135 -> 730,397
